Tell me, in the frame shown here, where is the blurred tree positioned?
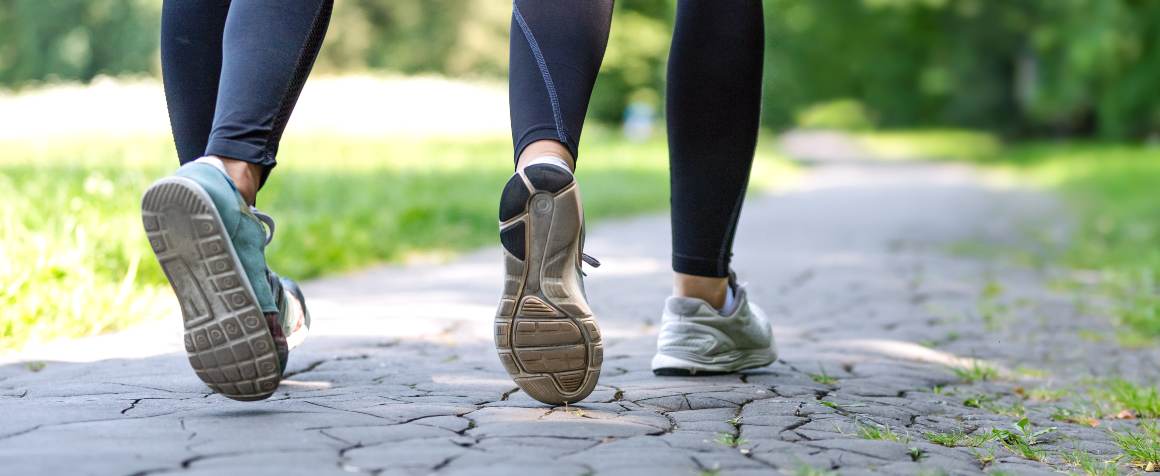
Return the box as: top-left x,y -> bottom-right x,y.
0,0 -> 159,86
0,0 -> 1157,139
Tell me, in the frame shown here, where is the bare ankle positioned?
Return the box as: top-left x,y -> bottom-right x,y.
212,155 -> 264,205
673,272 -> 729,309
517,140 -> 575,171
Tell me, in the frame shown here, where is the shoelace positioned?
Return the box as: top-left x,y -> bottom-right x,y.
251,207 -> 277,246
582,254 -> 600,268
580,253 -> 600,277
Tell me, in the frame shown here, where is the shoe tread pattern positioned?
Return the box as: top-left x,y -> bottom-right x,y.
142,178 -> 281,401
496,168 -> 601,404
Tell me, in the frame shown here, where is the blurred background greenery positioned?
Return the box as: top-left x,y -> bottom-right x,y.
4,0 -> 1160,138
0,0 -> 1156,349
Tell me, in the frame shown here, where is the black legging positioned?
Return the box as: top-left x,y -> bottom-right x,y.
160,0 -> 333,187
509,0 -> 765,278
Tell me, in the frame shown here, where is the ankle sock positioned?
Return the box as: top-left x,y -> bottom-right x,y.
522,155 -> 572,173
718,283 -> 738,315
193,156 -> 229,176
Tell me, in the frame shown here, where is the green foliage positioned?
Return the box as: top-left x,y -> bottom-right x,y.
5,1 -> 1160,139
762,0 -> 1160,139
809,367 -> 838,385
856,129 -> 1002,162
856,422 -> 909,443
0,0 -> 160,87
713,432 -> 748,448
989,417 -> 1056,462
1110,422 -> 1160,470
1061,450 -> 1121,476
0,138 -> 175,350
1102,379 -> 1160,419
794,464 -> 837,476
952,361 -> 999,383
588,3 -> 673,124
795,99 -> 875,131
924,429 -> 991,448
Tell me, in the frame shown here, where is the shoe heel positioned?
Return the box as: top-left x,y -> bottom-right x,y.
494,169 -> 601,405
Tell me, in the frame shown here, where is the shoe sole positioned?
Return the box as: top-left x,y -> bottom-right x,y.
651,350 -> 776,377
495,166 -> 601,405
142,177 -> 281,401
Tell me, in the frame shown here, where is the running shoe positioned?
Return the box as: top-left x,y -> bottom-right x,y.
495,163 -> 602,405
141,161 -> 309,401
651,276 -> 776,375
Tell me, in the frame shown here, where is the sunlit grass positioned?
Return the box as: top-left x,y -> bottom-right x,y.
1110,421 -> 1160,471
855,129 -> 1002,162
0,130 -> 794,350
998,143 -> 1160,341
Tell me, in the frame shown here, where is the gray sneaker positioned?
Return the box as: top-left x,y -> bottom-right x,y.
651,280 -> 777,376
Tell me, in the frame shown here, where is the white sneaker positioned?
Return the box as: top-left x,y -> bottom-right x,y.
651,281 -> 777,376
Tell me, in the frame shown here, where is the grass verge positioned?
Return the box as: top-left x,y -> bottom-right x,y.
856,130 -> 1160,342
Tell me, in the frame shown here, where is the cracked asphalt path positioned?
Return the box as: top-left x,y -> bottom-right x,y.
3,135 -> 1156,475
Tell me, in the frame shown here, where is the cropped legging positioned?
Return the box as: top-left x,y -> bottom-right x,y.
160,0 -> 333,188
509,0 -> 766,278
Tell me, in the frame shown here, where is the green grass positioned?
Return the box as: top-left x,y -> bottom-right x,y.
1050,379 -> 1160,423
989,417 -> 1056,462
952,361 -> 1000,383
793,464 -> 837,476
809,367 -> 838,385
923,429 -> 969,448
856,130 -> 1160,342
713,432 -> 748,448
1110,422 -> 1160,471
924,429 -> 990,448
1102,379 -> 1160,419
971,447 -> 997,468
855,422 -> 909,443
1061,450 -> 1121,476
1023,386 -> 1069,402
855,129 -> 1002,162
1050,406 -> 1102,427
0,130 -> 794,351
990,143 -> 1160,341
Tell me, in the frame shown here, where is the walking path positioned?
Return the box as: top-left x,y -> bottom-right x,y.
2,133 -> 1155,475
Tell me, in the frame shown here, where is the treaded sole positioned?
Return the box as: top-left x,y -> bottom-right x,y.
142,177 -> 281,401
495,169 -> 601,405
650,351 -> 776,377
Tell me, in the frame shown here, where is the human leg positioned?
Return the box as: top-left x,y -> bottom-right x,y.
497,0 -> 613,405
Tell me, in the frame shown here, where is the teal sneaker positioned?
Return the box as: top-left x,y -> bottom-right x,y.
141,161 -> 309,401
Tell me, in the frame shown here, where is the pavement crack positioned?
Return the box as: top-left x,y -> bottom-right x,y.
304,400 -> 388,420
0,425 -> 41,441
103,382 -> 181,394
651,411 -> 678,436
121,398 -> 143,415
431,454 -> 459,471
782,418 -> 810,433
283,359 -> 327,379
